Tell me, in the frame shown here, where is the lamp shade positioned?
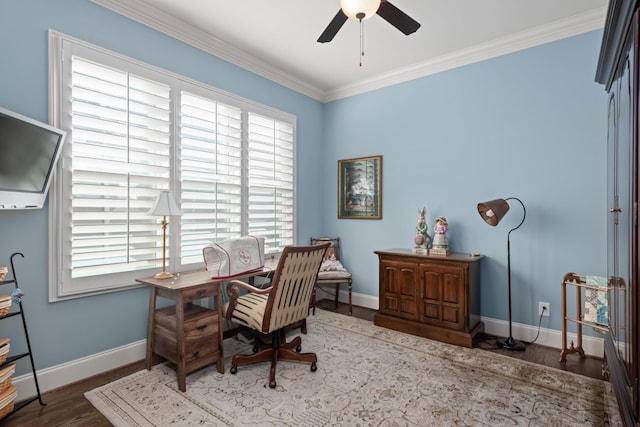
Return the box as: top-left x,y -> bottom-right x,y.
477,198 -> 510,226
340,0 -> 381,21
148,191 -> 182,216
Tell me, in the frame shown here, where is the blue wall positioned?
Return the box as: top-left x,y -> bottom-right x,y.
0,0 -> 607,375
0,0 -> 324,374
324,30 -> 607,328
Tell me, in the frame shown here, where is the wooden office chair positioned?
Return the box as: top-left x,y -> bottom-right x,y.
310,237 -> 353,315
223,243 -> 330,388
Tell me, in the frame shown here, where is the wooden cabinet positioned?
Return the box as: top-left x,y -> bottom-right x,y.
374,249 -> 483,348
596,1 -> 640,425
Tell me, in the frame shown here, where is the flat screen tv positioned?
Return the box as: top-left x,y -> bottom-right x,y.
0,107 -> 66,210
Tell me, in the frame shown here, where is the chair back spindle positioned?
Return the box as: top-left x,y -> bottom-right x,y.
262,244 -> 329,332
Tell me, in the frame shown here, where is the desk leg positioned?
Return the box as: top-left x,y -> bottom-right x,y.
214,287 -> 224,374
145,287 -> 157,370
176,295 -> 187,392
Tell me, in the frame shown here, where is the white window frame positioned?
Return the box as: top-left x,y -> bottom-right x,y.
48,31 -> 296,301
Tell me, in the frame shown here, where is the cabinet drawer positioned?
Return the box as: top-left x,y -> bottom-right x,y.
182,285 -> 218,303
155,304 -> 217,331
184,314 -> 219,338
154,305 -> 220,366
154,324 -> 219,360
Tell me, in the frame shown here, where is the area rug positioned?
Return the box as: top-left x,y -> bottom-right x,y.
86,309 -> 621,426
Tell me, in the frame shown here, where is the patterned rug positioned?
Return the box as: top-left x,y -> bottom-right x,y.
86,309 -> 621,426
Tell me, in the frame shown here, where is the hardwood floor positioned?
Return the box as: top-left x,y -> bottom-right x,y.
2,301 -> 606,426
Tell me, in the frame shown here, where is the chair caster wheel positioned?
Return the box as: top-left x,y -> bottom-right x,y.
269,380 -> 276,388
310,362 -> 317,372
230,365 -> 237,374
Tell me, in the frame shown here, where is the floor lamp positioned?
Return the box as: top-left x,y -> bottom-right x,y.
477,197 -> 526,351
149,191 -> 182,279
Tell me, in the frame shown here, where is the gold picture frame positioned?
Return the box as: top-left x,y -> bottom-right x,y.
338,155 -> 382,219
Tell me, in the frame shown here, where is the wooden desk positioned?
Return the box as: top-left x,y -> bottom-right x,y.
137,261 -> 276,392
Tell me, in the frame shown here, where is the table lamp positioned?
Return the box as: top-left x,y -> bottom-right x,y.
477,197 -> 527,351
149,191 -> 182,279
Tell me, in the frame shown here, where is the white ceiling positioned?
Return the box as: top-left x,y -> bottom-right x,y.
93,0 -> 608,102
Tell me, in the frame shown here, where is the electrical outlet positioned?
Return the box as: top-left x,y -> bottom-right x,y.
539,302 -> 550,317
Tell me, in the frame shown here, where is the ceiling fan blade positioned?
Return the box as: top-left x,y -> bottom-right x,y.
317,9 -> 348,43
376,1 -> 421,35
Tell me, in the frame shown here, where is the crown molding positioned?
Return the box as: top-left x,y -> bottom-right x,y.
92,1 -> 606,103
91,0 -> 325,101
322,7 -> 608,102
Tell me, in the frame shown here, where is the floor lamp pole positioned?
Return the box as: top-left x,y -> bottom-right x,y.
496,197 -> 526,351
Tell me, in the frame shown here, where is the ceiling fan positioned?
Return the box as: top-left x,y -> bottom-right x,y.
317,0 -> 421,44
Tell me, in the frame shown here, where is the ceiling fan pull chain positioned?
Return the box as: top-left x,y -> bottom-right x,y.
359,18 -> 365,67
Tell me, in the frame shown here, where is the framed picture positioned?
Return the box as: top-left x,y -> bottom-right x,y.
338,155 -> 382,219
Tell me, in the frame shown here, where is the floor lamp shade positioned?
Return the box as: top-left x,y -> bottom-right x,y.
477,197 -> 526,351
149,191 -> 182,279
477,199 -> 510,226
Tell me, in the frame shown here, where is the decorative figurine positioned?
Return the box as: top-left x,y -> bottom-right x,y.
431,216 -> 450,256
413,207 -> 430,254
11,288 -> 24,304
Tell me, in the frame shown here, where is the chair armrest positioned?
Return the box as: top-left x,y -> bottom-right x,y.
225,279 -> 272,321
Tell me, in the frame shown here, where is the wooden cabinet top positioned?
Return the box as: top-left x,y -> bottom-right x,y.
374,248 -> 483,264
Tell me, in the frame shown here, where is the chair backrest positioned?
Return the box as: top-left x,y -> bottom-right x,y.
262,243 -> 330,332
310,237 -> 341,261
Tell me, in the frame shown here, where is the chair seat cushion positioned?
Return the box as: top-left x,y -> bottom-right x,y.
222,293 -> 268,332
317,270 -> 352,281
319,258 -> 347,272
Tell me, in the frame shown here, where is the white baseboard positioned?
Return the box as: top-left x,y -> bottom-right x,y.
12,340 -> 146,402
480,316 -> 604,358
313,287 -> 379,310
13,293 -> 604,401
336,290 -> 604,358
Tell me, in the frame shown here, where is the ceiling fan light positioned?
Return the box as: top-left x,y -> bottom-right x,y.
340,0 -> 381,21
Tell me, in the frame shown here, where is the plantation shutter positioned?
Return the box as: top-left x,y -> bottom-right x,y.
247,113 -> 295,253
50,33 -> 297,300
68,57 -> 171,281
179,92 -> 243,265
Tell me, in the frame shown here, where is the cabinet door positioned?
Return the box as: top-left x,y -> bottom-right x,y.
419,263 -> 465,331
607,26 -> 638,418
379,260 -> 418,320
